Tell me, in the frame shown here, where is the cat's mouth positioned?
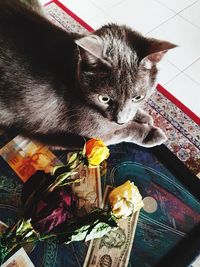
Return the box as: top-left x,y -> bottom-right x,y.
115,120 -> 130,125
116,122 -> 126,125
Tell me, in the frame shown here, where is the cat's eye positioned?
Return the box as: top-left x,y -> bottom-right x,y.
98,95 -> 110,104
132,95 -> 145,102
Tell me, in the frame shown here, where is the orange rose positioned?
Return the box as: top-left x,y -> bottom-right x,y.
84,138 -> 110,166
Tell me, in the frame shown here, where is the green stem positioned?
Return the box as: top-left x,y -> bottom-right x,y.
47,161 -> 82,192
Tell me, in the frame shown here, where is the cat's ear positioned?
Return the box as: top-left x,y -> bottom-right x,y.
140,38 -> 177,67
75,35 -> 104,64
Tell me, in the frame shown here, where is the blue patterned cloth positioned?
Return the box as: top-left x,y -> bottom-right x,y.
0,135 -> 200,267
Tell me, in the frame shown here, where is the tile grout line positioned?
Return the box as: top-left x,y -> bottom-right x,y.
162,72 -> 182,86
153,0 -> 181,14
176,0 -> 200,14
182,72 -> 200,87
178,13 -> 200,31
163,66 -> 200,89
165,59 -> 182,72
152,0 -> 200,33
167,56 -> 200,73
89,0 -> 129,17
146,13 -> 178,36
179,57 -> 200,87
181,57 -> 200,72
87,0 -> 121,24
91,0 -> 177,36
161,56 -> 200,86
155,0 -> 199,14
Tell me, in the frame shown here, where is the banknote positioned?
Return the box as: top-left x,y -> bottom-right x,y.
71,164 -> 102,214
1,248 -> 35,267
83,185 -> 140,267
0,135 -> 61,182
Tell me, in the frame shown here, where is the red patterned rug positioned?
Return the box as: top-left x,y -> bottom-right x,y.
45,0 -> 200,176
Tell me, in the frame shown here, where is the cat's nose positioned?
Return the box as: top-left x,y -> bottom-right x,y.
116,105 -> 133,125
115,114 -> 130,125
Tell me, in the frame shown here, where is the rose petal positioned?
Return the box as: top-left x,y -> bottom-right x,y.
109,180 -> 144,218
85,139 -> 110,166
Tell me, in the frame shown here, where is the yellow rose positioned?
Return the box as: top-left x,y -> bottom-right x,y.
85,138 -> 110,166
109,180 -> 144,218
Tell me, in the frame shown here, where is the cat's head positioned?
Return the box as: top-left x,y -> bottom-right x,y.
75,24 -> 176,124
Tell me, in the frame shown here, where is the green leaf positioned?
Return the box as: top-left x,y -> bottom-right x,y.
85,222 -> 116,242
57,209 -> 118,245
66,225 -> 90,244
52,164 -> 65,175
68,153 -> 79,169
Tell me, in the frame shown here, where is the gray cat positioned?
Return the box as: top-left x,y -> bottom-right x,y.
0,0 -> 176,149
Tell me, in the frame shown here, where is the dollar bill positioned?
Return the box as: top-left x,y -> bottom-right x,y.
83,185 -> 140,267
1,247 -> 35,267
71,164 -> 102,214
0,135 -> 61,182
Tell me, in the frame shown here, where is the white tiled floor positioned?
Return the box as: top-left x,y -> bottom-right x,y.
41,0 -> 200,118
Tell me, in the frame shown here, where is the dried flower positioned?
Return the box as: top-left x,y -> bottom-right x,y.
0,139 -> 115,264
23,171 -> 78,234
109,181 -> 144,218
84,138 -> 110,166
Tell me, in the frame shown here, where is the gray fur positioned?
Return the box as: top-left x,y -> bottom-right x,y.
0,0 -> 176,149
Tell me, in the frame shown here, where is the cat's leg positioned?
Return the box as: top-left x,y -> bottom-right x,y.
102,121 -> 167,148
26,121 -> 166,149
133,108 -> 154,126
23,105 -> 165,149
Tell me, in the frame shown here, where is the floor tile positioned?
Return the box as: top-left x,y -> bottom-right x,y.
156,0 -> 198,13
164,73 -> 200,117
58,0 -> 100,23
90,0 -> 124,10
147,15 -> 200,70
180,1 -> 200,28
156,59 -> 181,85
101,0 -> 175,34
84,12 -> 114,30
184,59 -> 200,85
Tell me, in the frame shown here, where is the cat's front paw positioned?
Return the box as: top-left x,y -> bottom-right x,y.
141,126 -> 167,147
134,109 -> 154,126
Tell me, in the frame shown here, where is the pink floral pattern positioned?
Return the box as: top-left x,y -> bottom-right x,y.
144,92 -> 200,175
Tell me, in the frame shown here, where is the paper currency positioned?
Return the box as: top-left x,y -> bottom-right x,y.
0,135 -> 60,182
71,164 -> 102,214
1,248 -> 35,267
66,152 -> 102,212
83,186 -> 140,267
